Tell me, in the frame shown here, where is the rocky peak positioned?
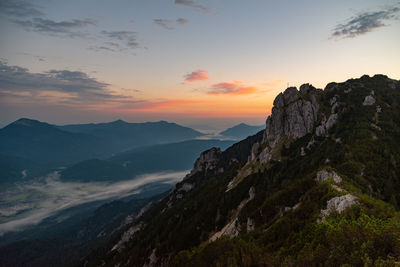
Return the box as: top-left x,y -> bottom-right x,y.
273,87 -> 301,108
263,84 -> 320,147
299,83 -> 312,94
190,147 -> 222,175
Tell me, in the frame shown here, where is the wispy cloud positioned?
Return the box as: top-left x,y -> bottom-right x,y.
0,61 -> 132,105
0,0 -> 140,52
332,5 -> 400,39
100,30 -> 139,50
184,70 -> 209,82
174,0 -> 210,13
207,81 -> 258,95
153,17 -> 189,30
0,0 -> 43,17
0,0 -> 96,38
177,17 -> 189,24
12,17 -> 96,38
153,19 -> 175,30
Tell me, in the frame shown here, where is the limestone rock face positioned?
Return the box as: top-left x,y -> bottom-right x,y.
363,94 -> 376,106
315,95 -> 340,136
191,147 -> 222,175
319,194 -> 358,222
325,113 -> 338,130
315,170 -> 342,183
250,142 -> 260,161
264,85 -> 320,147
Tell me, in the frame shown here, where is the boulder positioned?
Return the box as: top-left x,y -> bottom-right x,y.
315,170 -> 342,183
319,194 -> 358,222
363,95 -> 376,106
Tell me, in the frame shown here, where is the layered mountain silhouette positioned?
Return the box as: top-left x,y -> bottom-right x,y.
58,119 -> 204,152
0,118 -> 110,166
0,119 -> 205,183
219,123 -> 265,140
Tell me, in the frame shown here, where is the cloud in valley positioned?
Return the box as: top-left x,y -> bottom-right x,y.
332,5 -> 400,39
207,81 -> 258,95
184,70 -> 209,82
0,171 -> 187,235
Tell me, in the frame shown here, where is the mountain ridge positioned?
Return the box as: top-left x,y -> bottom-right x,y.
84,74 -> 400,266
58,119 -> 205,152
219,123 -> 265,140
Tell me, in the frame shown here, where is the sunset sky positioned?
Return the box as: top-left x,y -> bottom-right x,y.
1,0 -> 399,130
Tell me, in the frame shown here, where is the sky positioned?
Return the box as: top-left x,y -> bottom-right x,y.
0,0 -> 399,130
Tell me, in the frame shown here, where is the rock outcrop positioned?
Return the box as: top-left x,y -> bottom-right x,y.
251,84 -> 320,164
315,169 -> 342,183
315,95 -> 340,136
264,85 -> 320,146
189,147 -> 222,176
210,187 -> 255,241
319,194 -> 358,222
363,93 -> 376,106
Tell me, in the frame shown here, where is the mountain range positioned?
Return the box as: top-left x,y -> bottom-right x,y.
57,120 -> 204,152
0,119 -> 207,183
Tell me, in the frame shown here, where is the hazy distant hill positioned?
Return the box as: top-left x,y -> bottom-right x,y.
0,118 -> 111,166
219,123 -> 264,139
61,139 -> 235,182
0,119 -> 206,179
58,120 -> 204,151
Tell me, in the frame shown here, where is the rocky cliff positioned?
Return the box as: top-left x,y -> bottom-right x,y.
250,84 -> 322,164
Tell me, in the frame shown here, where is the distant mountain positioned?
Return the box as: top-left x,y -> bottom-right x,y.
0,119 -> 206,175
58,120 -> 204,151
0,118 -> 111,166
61,139 -> 235,182
219,123 -> 264,139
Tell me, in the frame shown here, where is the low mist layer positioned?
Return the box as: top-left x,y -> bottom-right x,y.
0,170 -> 187,235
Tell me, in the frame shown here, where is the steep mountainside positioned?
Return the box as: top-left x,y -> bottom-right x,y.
85,75 -> 400,266
58,120 -> 204,151
219,123 -> 265,140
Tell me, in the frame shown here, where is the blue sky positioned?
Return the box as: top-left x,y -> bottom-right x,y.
0,0 -> 399,129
